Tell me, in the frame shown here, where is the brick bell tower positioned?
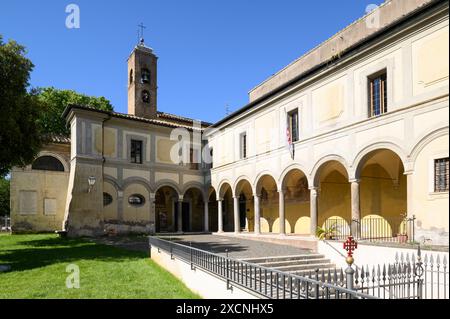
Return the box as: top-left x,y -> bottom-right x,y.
127,34 -> 158,119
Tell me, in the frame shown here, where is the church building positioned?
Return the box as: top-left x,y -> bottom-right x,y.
10,0 -> 449,245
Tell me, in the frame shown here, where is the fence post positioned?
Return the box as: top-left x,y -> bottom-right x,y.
314,269 -> 320,299
190,241 -> 194,270
225,249 -> 231,290
149,240 -> 152,259
414,244 -> 424,299
343,236 -> 358,298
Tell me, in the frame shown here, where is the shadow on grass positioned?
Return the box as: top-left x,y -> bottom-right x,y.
0,235 -> 148,273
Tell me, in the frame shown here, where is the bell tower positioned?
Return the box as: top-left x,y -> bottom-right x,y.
127,34 -> 158,119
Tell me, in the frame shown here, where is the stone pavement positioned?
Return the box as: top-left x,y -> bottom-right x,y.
158,234 -> 313,259
93,234 -> 314,259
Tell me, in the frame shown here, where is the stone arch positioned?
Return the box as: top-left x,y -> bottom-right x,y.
233,176 -> 254,196
279,164 -> 309,190
154,179 -> 181,196
409,127 -> 449,170
352,142 -> 408,180
182,182 -> 207,201
103,175 -> 122,191
254,171 -> 279,194
217,180 -> 233,199
122,177 -> 153,194
310,154 -> 350,187
34,151 -> 69,172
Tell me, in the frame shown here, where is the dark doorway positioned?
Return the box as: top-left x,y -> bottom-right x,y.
239,194 -> 246,229
174,202 -> 190,232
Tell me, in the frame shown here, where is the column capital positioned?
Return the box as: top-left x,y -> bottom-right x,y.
253,193 -> 261,198
309,186 -> 319,191
403,170 -> 414,176
149,192 -> 156,200
216,197 -> 224,202
278,188 -> 287,194
178,195 -> 184,202
349,178 -> 361,184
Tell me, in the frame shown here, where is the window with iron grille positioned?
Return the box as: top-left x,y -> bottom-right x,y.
189,147 -> 199,170
288,109 -> 299,142
240,132 -> 247,159
434,158 -> 449,192
368,71 -> 387,117
130,140 -> 143,164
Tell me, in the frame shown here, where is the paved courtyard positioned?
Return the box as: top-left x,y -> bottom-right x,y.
95,234 -> 314,259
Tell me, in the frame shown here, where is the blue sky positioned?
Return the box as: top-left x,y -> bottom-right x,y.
0,0 -> 384,123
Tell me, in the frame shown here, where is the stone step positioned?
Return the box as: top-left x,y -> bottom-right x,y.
240,254 -> 326,264
258,258 -> 331,268
272,262 -> 336,272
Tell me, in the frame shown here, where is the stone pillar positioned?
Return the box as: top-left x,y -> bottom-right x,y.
233,196 -> 240,234
278,189 -> 286,235
177,196 -> 183,233
405,171 -> 414,240
350,179 -> 361,238
217,199 -> 224,233
149,192 -> 156,234
204,200 -> 209,232
253,194 -> 261,235
310,187 -> 318,236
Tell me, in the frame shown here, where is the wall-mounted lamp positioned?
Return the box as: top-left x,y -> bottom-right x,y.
88,176 -> 96,193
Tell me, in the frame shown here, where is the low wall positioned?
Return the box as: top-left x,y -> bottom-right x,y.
318,240 -> 449,269
150,247 -> 260,299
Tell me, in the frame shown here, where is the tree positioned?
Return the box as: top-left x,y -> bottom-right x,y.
37,87 -> 113,136
0,177 -> 9,217
0,35 -> 42,177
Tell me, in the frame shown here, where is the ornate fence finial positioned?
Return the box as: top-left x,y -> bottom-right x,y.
343,236 -> 358,265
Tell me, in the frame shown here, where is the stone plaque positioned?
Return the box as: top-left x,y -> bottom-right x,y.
19,191 -> 37,215
44,198 -> 57,215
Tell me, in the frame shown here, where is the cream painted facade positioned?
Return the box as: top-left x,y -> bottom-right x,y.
10,0 -> 449,245
206,0 -> 449,245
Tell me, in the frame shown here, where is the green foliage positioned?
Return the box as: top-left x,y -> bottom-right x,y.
316,224 -> 339,240
0,177 -> 10,216
0,35 -> 43,177
0,234 -> 200,299
37,87 -> 113,136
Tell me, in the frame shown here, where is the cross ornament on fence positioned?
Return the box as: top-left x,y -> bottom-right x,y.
343,236 -> 358,265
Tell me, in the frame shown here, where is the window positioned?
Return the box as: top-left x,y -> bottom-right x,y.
142,90 -> 150,103
240,132 -> 247,159
287,109 -> 299,142
128,194 -> 145,206
141,68 -> 150,84
210,148 -> 213,169
189,147 -> 199,170
434,158 -> 449,192
32,156 -> 64,172
103,193 -> 113,206
130,140 -> 143,164
129,69 -> 133,84
368,71 -> 387,117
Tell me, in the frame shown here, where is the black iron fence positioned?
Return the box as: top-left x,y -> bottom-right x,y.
149,236 -> 378,299
0,216 -> 10,232
323,215 -> 415,243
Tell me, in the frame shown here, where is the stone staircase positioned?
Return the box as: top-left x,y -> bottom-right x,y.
240,253 -> 336,276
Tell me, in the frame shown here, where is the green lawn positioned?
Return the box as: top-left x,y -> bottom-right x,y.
0,233 -> 200,299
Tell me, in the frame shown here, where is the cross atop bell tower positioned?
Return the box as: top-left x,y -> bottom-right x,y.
127,24 -> 158,119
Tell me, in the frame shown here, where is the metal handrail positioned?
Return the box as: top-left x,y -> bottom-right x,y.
149,236 -> 379,299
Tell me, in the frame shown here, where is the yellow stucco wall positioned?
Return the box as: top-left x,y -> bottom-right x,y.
122,184 -> 150,223
411,135 -> 449,232
11,170 -> 69,232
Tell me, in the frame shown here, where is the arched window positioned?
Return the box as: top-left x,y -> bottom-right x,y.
141,68 -> 150,84
142,90 -> 150,103
31,156 -> 64,172
129,69 -> 134,84
128,194 -> 145,206
103,193 -> 113,206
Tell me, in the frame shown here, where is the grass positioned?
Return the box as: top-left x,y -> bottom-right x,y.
0,233 -> 200,299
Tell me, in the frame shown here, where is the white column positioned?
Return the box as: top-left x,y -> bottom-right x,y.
350,179 -> 361,238
253,194 -> 261,235
405,171 -> 414,239
204,200 -> 209,232
177,196 -> 183,233
278,189 -> 286,235
217,199 -> 223,233
310,187 -> 318,236
233,196 -> 240,233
